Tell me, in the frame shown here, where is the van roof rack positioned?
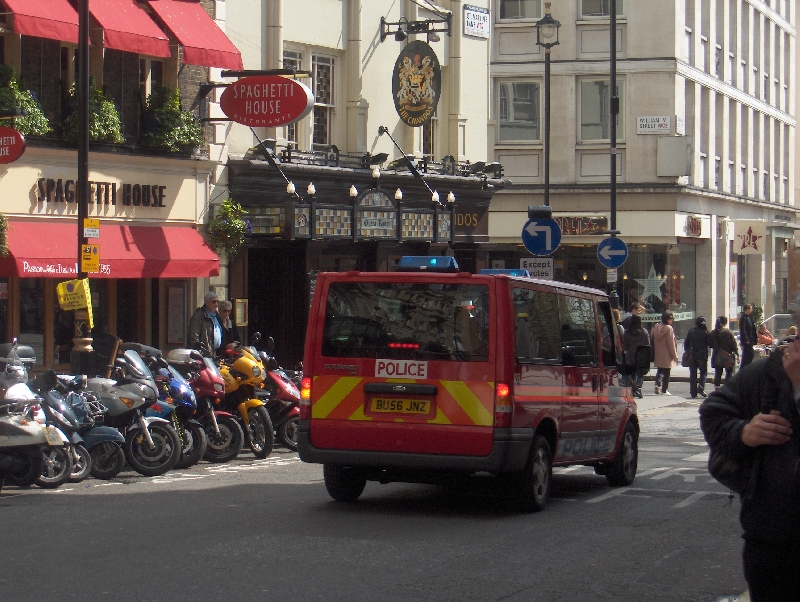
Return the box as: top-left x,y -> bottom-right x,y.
396,256 -> 460,272
478,269 -> 531,277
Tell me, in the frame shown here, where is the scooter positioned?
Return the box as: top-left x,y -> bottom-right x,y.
166,347 -> 244,463
87,347 -> 181,477
217,334 -> 273,459
257,338 -> 301,451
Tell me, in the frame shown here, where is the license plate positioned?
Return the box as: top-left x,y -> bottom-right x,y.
371,398 -> 430,414
41,426 -> 63,446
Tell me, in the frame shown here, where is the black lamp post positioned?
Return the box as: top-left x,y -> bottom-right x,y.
535,2 -> 560,207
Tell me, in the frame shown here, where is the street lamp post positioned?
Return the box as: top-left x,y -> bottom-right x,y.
535,3 -> 560,207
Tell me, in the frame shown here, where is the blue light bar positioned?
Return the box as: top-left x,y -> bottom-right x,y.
479,269 -> 531,277
396,256 -> 460,272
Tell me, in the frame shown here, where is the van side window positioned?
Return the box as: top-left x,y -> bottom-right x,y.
513,287 -> 561,362
558,296 -> 597,366
597,301 -> 618,366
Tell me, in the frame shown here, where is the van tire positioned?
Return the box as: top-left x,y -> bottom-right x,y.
323,464 -> 367,502
605,422 -> 638,487
516,435 -> 552,512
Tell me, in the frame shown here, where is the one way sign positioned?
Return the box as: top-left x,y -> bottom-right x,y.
597,236 -> 628,268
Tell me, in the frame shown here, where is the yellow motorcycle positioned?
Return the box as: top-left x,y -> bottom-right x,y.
217,333 -> 273,459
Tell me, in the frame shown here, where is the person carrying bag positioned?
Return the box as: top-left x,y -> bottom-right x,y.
710,316 -> 738,389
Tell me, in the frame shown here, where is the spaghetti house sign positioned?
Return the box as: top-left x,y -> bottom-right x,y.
219,76 -> 314,127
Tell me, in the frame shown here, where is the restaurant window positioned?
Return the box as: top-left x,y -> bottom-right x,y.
60,46 -> 78,88
580,79 -> 624,141
312,55 -> 335,150
283,49 -> 304,146
421,111 -> 437,159
500,0 -> 541,19
498,81 -> 540,142
140,58 -> 164,101
20,279 -> 44,366
581,0 -> 624,17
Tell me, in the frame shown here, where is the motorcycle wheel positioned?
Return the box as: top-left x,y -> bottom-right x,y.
36,446 -> 73,489
247,406 -> 273,459
68,443 -> 92,483
124,423 -> 181,477
3,448 -> 46,488
278,416 -> 299,452
175,421 -> 208,469
202,415 -> 244,463
89,441 -> 125,480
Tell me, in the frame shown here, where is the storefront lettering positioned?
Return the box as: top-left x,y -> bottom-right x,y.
554,216 -> 608,236
456,212 -> 479,227
36,178 -> 167,208
686,215 -> 702,236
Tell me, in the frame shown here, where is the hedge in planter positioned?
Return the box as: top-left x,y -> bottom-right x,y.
0,64 -> 51,137
62,80 -> 123,145
206,199 -> 249,258
142,87 -> 203,153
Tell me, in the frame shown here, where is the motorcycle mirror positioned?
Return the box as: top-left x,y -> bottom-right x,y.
266,337 -> 275,354
251,332 -> 262,345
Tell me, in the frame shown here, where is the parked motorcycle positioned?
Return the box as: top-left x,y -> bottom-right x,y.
87,347 -> 181,477
256,338 -> 301,451
217,334 -> 273,459
166,347 -> 244,463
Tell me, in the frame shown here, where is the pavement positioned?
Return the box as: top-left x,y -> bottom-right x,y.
642,363 -> 718,384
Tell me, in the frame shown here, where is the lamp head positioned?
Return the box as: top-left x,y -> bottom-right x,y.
371,166 -> 381,179
349,185 -> 358,198
307,182 -> 316,195
286,181 -> 296,195
446,191 -> 455,203
394,188 -> 403,201
394,28 -> 407,42
535,2 -> 561,48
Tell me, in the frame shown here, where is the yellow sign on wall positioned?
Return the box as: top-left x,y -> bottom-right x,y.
81,244 -> 100,273
56,278 -> 94,329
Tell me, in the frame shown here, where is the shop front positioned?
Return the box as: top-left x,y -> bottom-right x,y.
0,146 -> 219,369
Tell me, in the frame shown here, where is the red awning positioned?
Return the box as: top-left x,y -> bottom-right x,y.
1,0 -> 79,43
0,221 -> 219,279
146,0 -> 243,70
89,0 -> 171,57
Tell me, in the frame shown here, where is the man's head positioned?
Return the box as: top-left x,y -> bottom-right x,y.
629,302 -> 645,315
744,303 -> 753,314
204,290 -> 219,312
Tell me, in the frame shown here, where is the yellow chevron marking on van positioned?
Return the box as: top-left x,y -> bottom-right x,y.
313,377 -> 362,419
427,407 -> 452,424
348,403 -> 371,421
440,381 -> 493,426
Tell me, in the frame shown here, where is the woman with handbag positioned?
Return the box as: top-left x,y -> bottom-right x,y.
652,311 -> 678,395
711,316 -> 738,389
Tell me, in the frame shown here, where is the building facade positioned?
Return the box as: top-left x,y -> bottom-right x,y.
489,0 -> 797,336
220,0 -> 500,365
0,0 -> 242,367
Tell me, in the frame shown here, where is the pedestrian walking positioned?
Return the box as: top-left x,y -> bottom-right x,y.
622,314 -> 650,398
619,302 -> 645,331
710,316 -> 738,389
739,303 -> 757,367
652,311 -> 678,395
218,299 -> 241,351
684,316 -> 712,398
188,290 -> 223,356
699,299 -> 800,602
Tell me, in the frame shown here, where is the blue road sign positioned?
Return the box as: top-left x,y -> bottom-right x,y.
597,237 -> 628,268
521,219 -> 561,256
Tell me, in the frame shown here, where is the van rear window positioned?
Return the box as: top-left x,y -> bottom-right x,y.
322,282 -> 490,361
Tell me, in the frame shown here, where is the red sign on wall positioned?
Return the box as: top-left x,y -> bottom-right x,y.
219,76 -> 314,128
0,126 -> 26,164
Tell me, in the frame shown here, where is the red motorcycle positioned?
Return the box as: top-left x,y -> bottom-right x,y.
256,339 -> 301,451
166,348 -> 244,463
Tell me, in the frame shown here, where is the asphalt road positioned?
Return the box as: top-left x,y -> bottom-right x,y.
0,385 -> 747,602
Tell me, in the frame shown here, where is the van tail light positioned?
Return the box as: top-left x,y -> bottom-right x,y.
299,376 -> 312,419
494,382 -> 512,428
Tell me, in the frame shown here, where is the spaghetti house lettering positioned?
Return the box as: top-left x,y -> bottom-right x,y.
36,178 -> 167,208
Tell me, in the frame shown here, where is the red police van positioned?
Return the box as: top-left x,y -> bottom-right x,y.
298,256 -> 638,511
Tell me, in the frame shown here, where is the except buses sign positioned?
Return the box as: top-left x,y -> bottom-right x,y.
219,75 -> 314,127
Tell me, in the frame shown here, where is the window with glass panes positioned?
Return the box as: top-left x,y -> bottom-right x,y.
312,55 -> 334,149
139,59 -> 164,101
422,112 -> 436,158
498,82 -> 540,141
581,0 -> 624,16
500,0 -> 541,19
283,49 -> 304,145
580,79 -> 624,141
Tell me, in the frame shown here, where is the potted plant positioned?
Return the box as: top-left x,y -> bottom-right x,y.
206,198 -> 249,258
61,78 -> 123,145
141,86 -> 203,154
0,64 -> 51,137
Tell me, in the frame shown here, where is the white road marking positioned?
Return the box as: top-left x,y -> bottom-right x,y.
673,491 -> 709,508
681,453 -> 709,462
649,467 -> 708,482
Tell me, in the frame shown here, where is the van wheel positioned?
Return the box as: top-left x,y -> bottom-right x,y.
516,435 -> 552,512
605,422 -> 638,486
323,464 -> 366,502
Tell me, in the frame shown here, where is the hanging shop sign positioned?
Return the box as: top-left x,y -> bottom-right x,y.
733,220 -> 766,255
392,40 -> 442,127
220,75 -> 314,127
0,126 -> 25,164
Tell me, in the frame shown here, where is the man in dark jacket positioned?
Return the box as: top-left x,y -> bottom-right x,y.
188,290 -> 223,355
699,337 -> 800,601
739,303 -> 757,367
